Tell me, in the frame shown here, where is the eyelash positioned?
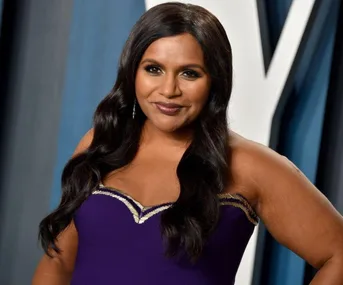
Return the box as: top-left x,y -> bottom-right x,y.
144,65 -> 161,74
182,70 -> 201,79
144,65 -> 201,79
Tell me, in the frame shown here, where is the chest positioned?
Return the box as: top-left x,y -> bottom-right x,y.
102,154 -> 180,207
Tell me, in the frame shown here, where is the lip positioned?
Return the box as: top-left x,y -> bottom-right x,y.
154,102 -> 183,116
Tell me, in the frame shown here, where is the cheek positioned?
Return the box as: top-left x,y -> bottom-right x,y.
183,81 -> 211,108
135,71 -> 156,98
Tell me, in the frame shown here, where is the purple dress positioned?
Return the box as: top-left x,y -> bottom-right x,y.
71,184 -> 258,285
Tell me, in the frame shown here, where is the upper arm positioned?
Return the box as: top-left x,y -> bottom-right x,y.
33,221 -> 78,284
249,145 -> 343,269
33,129 -> 94,284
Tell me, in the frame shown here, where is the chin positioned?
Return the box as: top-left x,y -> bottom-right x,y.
156,123 -> 181,133
151,117 -> 184,133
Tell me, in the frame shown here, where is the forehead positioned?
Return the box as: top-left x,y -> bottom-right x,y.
141,33 -> 205,65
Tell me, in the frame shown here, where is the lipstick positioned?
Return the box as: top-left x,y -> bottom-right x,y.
154,102 -> 183,116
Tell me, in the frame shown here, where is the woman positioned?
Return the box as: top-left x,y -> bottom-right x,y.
33,2 -> 343,285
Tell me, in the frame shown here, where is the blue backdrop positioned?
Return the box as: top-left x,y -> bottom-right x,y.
50,0 -> 146,207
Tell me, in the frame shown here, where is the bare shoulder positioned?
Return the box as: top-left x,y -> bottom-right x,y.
229,130 -> 290,167
228,131 -> 300,208
73,128 -> 94,157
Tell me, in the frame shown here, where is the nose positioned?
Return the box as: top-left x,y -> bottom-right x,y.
159,74 -> 182,98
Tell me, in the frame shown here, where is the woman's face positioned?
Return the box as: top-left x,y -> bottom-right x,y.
135,33 -> 211,133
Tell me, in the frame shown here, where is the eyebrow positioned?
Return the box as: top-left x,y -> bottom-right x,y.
140,58 -> 207,73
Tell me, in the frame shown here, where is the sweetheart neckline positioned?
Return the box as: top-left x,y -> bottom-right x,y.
98,183 -> 247,209
96,184 -> 258,225
93,186 -> 258,225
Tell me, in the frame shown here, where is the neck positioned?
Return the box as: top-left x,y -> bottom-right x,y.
140,120 -> 193,149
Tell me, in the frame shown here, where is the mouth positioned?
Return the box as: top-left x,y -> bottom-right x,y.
153,102 -> 184,116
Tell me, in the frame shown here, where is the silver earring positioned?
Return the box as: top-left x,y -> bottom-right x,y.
132,99 -> 136,119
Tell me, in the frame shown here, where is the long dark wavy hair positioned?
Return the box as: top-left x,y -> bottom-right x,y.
39,2 -> 233,261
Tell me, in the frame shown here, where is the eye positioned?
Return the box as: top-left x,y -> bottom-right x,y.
144,65 -> 162,75
182,70 -> 201,79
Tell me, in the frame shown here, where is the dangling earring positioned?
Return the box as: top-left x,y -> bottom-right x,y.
132,99 -> 136,119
